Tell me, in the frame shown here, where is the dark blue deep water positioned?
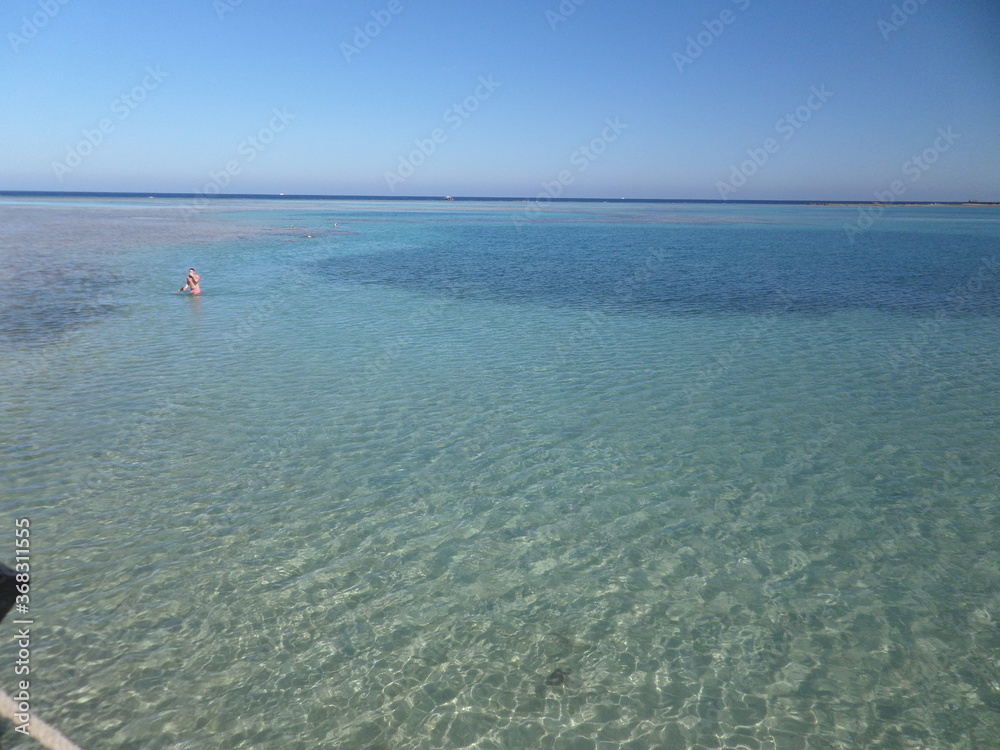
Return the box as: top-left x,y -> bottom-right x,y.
319,213 -> 1000,316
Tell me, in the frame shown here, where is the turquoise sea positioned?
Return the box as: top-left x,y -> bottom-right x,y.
1,196 -> 999,749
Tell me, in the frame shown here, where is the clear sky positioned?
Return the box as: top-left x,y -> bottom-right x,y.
2,0 -> 998,200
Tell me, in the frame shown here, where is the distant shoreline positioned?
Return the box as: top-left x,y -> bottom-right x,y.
804,201 -> 1000,208
1,190 -> 998,207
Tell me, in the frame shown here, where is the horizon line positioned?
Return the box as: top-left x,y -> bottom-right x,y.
1,189 -> 996,207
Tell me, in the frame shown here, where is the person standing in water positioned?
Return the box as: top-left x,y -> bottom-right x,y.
178,268 -> 201,294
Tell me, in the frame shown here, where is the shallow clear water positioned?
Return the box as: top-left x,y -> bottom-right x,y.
1,197 -> 999,749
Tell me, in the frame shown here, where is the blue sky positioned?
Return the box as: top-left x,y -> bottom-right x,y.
2,0 -> 998,200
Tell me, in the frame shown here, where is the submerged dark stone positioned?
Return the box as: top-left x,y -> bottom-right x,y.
546,668 -> 570,687
0,562 -> 18,624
